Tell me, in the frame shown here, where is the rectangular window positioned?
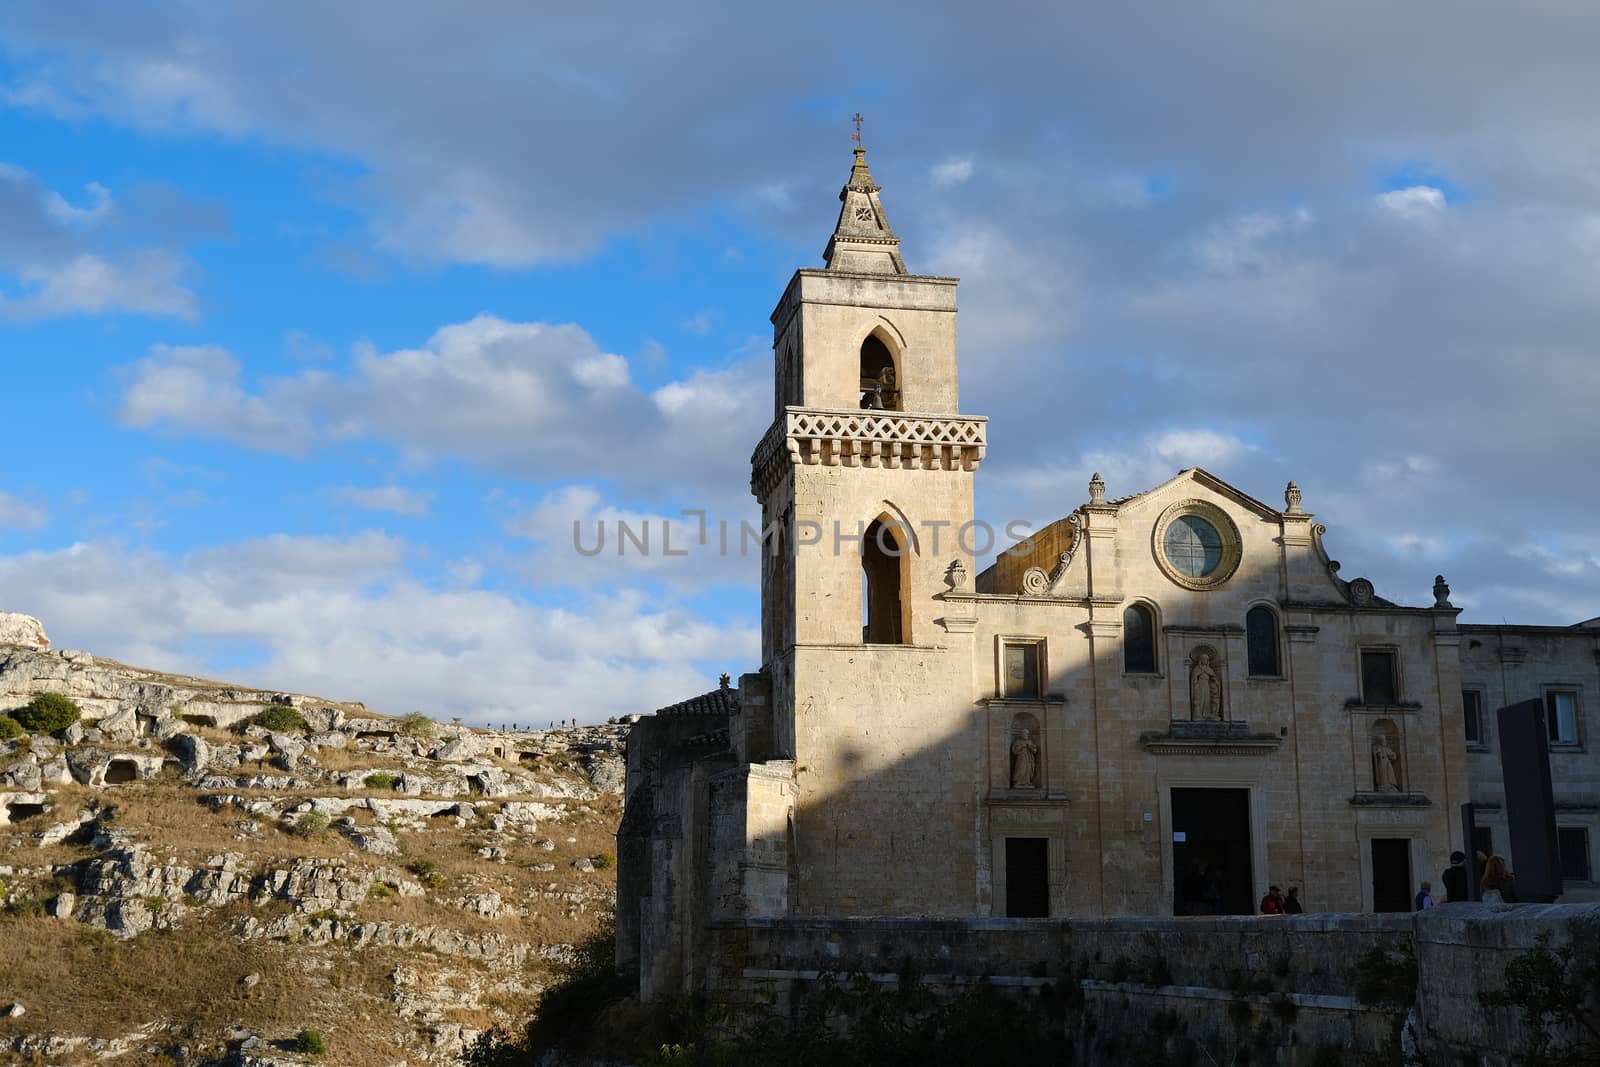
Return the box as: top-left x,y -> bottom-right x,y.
1558,827 -> 1592,883
1361,650 -> 1399,705
1544,690 -> 1580,745
1003,642 -> 1041,699
1463,689 -> 1485,746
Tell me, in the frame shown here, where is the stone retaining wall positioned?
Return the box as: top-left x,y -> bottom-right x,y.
700,904 -> 1600,1064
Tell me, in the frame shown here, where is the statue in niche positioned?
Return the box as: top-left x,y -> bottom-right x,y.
1189,653 -> 1223,721
1010,728 -> 1039,789
1372,734 -> 1401,792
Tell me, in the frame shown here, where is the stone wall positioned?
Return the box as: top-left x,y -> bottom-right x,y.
698,904 -> 1600,1065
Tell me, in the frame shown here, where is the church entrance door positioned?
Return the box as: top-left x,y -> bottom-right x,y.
1370,838 -> 1412,912
1004,837 -> 1049,917
1171,787 -> 1253,915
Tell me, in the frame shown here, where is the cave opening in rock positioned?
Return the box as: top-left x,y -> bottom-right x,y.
104,759 -> 139,784
6,802 -> 47,822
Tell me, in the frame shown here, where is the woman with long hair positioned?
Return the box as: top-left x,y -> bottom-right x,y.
1480,854 -> 1518,903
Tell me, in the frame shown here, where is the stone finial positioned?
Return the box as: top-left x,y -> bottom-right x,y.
718,672 -> 732,690
945,558 -> 969,592
1088,472 -> 1106,505
1284,481 -> 1303,515
1432,575 -> 1452,609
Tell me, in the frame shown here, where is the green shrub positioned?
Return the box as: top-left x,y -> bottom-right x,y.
14,692 -> 82,734
363,772 -> 399,790
294,811 -> 330,837
0,714 -> 22,741
591,853 -> 614,871
2,894 -> 50,920
397,712 -> 435,739
253,705 -> 308,733
293,1029 -> 327,1055
407,858 -> 444,889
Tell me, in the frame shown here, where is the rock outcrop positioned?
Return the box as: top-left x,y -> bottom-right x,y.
0,617 -> 628,1065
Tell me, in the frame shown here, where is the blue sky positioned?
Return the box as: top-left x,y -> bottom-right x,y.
2,4 -> 1598,722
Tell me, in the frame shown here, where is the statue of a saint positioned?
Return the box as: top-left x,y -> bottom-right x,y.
1190,653 -> 1222,721
1010,728 -> 1039,789
1372,736 -> 1400,792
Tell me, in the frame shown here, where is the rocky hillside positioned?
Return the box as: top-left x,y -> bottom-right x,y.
0,614 -> 627,1066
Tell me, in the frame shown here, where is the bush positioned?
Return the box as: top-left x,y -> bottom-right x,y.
294,812 -> 330,837
591,853 -> 614,871
14,692 -> 82,734
407,858 -> 444,890
0,714 -> 22,741
293,1029 -> 327,1055
363,772 -> 400,790
397,712 -> 435,740
253,706 -> 308,733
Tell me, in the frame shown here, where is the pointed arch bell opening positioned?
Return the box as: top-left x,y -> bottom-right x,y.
859,331 -> 901,411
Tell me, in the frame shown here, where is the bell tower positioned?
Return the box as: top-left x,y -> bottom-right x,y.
750,145 -> 986,916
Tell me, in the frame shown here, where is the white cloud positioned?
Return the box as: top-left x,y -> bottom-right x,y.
1377,185 -> 1446,219
118,344 -> 313,452
0,163 -> 198,321
0,491 -> 47,530
0,534 -> 755,724
931,157 -> 974,188
5,251 -> 196,321
117,314 -> 769,493
329,485 -> 434,518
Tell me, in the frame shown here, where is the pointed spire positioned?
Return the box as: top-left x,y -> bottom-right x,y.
823,143 -> 907,275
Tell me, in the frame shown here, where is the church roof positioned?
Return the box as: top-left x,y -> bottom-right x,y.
822,145 -> 907,275
652,685 -> 740,718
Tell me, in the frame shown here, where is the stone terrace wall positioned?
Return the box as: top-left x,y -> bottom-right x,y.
1415,902 -> 1600,1064
701,905 -> 1600,1065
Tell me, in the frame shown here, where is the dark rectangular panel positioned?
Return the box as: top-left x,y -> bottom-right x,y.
1496,699 -> 1563,902
1371,838 -> 1412,912
1005,837 -> 1049,918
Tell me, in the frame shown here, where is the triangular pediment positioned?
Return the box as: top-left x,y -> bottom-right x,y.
1110,468 -> 1286,521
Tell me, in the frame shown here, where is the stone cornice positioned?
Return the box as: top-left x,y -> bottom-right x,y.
1348,792 -> 1431,807
751,406 -> 987,499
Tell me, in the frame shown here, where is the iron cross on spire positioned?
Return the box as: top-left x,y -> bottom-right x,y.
851,112 -> 864,144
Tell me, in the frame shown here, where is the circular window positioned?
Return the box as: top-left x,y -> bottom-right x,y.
1153,500 -> 1242,590
1164,515 -> 1223,578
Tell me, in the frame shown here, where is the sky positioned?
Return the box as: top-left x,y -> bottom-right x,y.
1,3 -> 1598,724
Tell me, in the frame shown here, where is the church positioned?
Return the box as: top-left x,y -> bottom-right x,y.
615,146 -> 1597,999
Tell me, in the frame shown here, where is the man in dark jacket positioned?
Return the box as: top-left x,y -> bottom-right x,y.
1441,851 -> 1469,902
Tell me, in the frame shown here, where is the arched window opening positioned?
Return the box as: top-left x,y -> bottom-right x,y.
862,517 -> 909,644
1246,606 -> 1281,677
859,333 -> 900,411
1123,603 -> 1157,673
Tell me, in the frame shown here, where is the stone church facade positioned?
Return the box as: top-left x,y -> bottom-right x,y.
616,148 -> 1596,997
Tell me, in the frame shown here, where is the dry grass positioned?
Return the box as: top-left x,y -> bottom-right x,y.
0,732 -> 621,1063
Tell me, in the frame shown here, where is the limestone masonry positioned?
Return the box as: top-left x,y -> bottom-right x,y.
617,146 -> 1600,1035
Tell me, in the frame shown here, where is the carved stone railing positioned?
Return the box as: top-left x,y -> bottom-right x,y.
751,406 -> 987,497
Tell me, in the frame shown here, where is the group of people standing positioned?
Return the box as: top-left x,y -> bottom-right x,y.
1414,851 -> 1518,909
1257,885 -> 1302,914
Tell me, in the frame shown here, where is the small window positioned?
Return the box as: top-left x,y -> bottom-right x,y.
1124,604 -> 1157,674
1003,642 -> 1041,698
1463,690 -> 1485,747
1245,606 -> 1280,677
1361,650 -> 1399,705
1558,827 -> 1592,882
1543,691 -> 1580,745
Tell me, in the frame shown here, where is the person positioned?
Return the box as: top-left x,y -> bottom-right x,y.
1414,881 -> 1434,910
1259,885 -> 1285,915
1441,851 -> 1469,902
1284,887 -> 1303,914
1481,855 -> 1518,903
